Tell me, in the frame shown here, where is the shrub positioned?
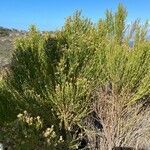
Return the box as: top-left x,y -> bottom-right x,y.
1,111 -> 80,150
0,4 -> 149,150
1,21 -> 95,148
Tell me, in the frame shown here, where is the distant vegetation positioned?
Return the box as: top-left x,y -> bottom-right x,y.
0,27 -> 11,36
0,4 -> 150,150
0,26 -> 23,36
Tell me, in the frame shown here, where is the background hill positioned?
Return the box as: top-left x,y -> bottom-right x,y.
0,27 -> 25,69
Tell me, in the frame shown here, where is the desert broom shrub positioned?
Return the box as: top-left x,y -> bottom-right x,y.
82,5 -> 150,150
1,111 -> 80,150
0,4 -> 150,150
0,13 -> 97,148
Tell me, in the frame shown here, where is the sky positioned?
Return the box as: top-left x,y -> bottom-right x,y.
0,0 -> 150,31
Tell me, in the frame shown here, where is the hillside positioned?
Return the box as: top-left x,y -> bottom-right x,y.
0,27 -> 25,69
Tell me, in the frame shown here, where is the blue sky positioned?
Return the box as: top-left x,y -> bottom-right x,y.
0,0 -> 150,31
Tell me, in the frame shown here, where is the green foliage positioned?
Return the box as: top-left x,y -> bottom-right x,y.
1,111 -> 79,150
0,4 -> 150,149
1,22 -> 94,148
114,4 -> 127,44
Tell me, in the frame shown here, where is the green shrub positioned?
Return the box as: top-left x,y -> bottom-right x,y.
0,4 -> 149,149
1,22 -> 95,148
1,111 -> 80,150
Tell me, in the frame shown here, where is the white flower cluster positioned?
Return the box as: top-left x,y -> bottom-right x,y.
43,125 -> 55,138
17,111 -> 42,127
43,125 -> 64,145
